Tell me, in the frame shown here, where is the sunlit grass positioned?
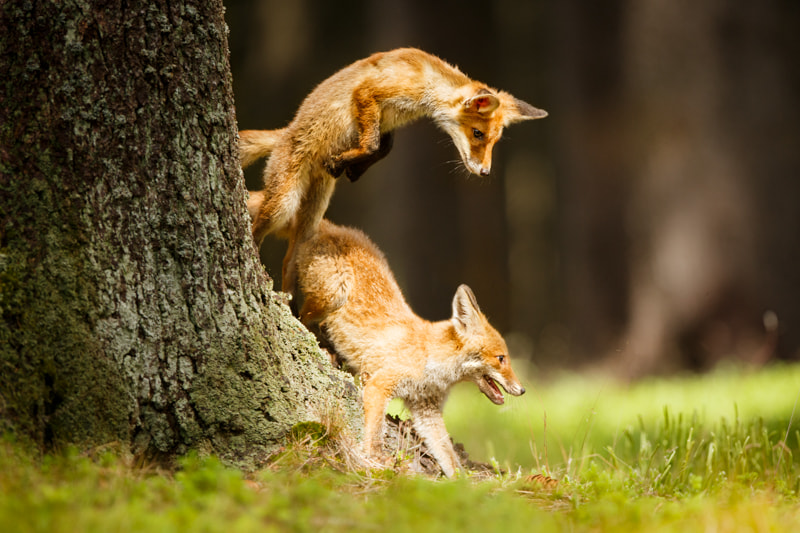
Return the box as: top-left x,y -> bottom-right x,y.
445,363 -> 800,474
2,364 -> 800,532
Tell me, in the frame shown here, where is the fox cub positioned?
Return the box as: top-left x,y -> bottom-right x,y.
240,47 -> 547,295
295,219 -> 526,477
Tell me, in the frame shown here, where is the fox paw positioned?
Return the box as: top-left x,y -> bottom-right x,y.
324,158 -> 345,178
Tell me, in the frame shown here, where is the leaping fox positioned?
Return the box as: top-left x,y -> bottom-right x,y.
239,47 -> 547,296
295,219 -> 526,477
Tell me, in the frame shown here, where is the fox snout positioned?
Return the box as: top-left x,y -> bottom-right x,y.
507,380 -> 526,396
477,372 -> 525,406
463,160 -> 490,177
461,133 -> 497,177
497,374 -> 526,398
468,158 -> 491,177
459,144 -> 495,177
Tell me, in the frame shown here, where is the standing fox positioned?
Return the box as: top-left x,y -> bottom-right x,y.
295,219 -> 526,477
240,47 -> 547,295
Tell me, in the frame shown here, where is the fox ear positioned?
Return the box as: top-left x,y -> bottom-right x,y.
451,284 -> 482,336
463,89 -> 500,115
504,97 -> 548,125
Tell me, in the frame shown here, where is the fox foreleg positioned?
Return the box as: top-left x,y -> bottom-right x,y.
407,399 -> 461,478
342,131 -> 394,182
326,88 -> 394,180
361,375 -> 396,459
326,130 -> 394,182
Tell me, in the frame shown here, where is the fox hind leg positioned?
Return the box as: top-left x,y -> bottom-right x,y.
251,158 -> 307,245
281,173 -> 335,301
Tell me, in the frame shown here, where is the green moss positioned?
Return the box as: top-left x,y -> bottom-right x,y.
0,238 -> 132,449
290,421 -> 330,445
185,293 -> 362,470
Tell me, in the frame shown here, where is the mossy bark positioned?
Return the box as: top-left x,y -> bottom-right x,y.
0,0 -> 360,468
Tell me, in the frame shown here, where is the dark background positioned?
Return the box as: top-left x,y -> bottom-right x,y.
225,0 -> 800,377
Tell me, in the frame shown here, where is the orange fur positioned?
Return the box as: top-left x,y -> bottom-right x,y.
239,48 -> 547,296
295,219 -> 526,477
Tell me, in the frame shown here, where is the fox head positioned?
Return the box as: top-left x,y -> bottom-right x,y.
443,84 -> 547,177
450,284 -> 526,405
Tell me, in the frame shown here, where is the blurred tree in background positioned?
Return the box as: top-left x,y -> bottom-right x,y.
226,0 -> 800,377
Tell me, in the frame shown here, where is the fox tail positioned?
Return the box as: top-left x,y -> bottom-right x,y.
239,128 -> 288,169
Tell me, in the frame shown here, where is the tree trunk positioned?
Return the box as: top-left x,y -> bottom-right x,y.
0,0 -> 360,467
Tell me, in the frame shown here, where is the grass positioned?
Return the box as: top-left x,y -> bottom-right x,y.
2,364 -> 800,532
445,362 -> 800,475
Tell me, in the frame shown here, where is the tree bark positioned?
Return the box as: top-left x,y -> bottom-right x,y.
0,0 -> 360,467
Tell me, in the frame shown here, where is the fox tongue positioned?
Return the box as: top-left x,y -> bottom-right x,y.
480,376 -> 505,405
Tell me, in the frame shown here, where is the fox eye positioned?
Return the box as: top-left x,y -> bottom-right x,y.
472,128 -> 484,139
496,355 -> 505,364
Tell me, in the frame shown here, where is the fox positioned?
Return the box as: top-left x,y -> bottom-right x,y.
239,47 -> 547,296
294,218 -> 526,477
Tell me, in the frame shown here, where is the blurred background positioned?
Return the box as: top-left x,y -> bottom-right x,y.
225,0 -> 800,378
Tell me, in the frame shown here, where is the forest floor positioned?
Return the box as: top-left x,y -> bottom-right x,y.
2,364 -> 800,532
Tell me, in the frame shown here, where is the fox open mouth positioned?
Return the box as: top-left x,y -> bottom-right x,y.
478,375 -> 505,405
